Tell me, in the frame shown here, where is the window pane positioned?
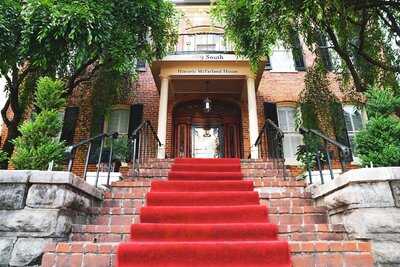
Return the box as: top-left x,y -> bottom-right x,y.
109,109 -> 130,134
352,110 -> 363,131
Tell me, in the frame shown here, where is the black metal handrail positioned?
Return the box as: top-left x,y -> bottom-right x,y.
299,127 -> 352,185
174,33 -> 234,54
252,119 -> 286,179
131,120 -> 163,177
66,132 -> 119,188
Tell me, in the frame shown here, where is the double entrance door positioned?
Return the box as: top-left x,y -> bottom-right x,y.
173,100 -> 242,159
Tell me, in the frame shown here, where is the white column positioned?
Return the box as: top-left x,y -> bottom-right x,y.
247,76 -> 259,159
157,76 -> 169,159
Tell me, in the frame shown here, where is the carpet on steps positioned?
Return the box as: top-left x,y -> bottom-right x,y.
118,158 -> 291,267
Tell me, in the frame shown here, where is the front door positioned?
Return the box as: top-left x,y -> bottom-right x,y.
191,126 -> 223,158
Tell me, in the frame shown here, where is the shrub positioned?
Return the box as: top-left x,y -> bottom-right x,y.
356,116 -> 400,166
11,77 -> 66,170
355,86 -> 400,167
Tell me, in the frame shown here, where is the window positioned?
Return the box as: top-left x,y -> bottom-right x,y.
277,106 -> 303,164
317,34 -> 333,71
343,105 -> 365,157
108,108 -> 130,135
136,60 -> 146,72
269,43 -> 296,72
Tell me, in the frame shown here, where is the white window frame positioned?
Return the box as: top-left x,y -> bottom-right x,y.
343,104 -> 367,163
269,42 -> 297,73
277,105 -> 303,165
105,106 -> 130,135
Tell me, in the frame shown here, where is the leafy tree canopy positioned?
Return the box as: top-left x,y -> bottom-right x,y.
213,0 -> 400,92
0,0 -> 178,166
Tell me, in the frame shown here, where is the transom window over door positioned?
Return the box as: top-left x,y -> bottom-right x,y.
343,105 -> 364,157
277,106 -> 303,164
108,108 -> 130,135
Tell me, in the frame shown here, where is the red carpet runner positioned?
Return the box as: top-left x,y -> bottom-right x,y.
117,158 -> 292,267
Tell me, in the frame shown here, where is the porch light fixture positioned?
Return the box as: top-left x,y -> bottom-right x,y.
203,81 -> 212,113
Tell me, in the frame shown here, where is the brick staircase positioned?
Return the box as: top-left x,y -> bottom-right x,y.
42,160 -> 374,267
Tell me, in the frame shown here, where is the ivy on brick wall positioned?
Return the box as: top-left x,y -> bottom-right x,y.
296,60 -> 351,169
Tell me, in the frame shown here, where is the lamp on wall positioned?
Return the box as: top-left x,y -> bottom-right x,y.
203,81 -> 212,113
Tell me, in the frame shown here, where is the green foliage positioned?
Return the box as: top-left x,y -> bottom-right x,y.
111,136 -> 131,163
355,86 -> 400,166
365,87 -> 400,117
22,0 -> 179,75
212,0 -> 400,91
11,77 -> 66,170
0,150 -> 8,163
356,116 -> 400,167
296,61 -> 346,170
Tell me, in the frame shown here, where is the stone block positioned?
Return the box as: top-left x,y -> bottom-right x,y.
9,238 -> 52,266
324,182 -> 395,211
0,238 -> 16,265
0,171 -> 30,184
390,181 -> 400,208
0,209 -> 59,237
26,185 -> 68,209
0,184 -> 27,210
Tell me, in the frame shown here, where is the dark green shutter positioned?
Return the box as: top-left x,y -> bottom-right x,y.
264,102 -> 279,126
128,104 -> 144,138
60,107 -> 79,146
330,102 -> 353,161
291,33 -> 305,71
89,111 -> 106,163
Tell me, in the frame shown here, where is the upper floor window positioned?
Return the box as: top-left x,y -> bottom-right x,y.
175,32 -> 233,54
317,34 -> 334,71
107,108 -> 130,135
343,105 -> 365,157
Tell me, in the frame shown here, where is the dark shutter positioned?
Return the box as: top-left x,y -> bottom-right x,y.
291,34 -> 305,71
264,102 -> 279,126
330,102 -> 353,161
265,56 -> 272,71
60,107 -> 79,146
88,112 -> 106,163
128,104 -> 144,137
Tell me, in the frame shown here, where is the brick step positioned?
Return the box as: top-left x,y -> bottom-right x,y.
111,178 -> 307,188
103,190 -> 312,200
101,198 -> 314,208
42,241 -> 374,267
90,206 -> 327,216
70,224 -> 348,243
89,212 -> 328,225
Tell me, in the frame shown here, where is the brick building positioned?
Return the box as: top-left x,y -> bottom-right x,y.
24,0 -> 364,177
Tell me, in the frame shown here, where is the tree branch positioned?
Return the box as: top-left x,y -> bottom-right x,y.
351,43 -> 400,73
65,57 -> 98,96
1,98 -> 11,127
324,25 -> 366,92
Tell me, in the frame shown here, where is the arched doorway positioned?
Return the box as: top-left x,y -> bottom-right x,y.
173,100 -> 242,158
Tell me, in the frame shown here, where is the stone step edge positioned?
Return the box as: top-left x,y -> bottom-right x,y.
71,223 -> 346,235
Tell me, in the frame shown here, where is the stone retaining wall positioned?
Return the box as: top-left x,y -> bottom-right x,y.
0,171 -> 102,266
308,167 -> 400,267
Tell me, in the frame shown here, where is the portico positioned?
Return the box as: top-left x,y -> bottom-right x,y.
151,55 -> 265,159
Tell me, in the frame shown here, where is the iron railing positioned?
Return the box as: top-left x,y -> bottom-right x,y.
66,132 -> 119,188
174,33 -> 234,54
299,127 -> 352,185
252,119 -> 286,179
131,120 -> 163,176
